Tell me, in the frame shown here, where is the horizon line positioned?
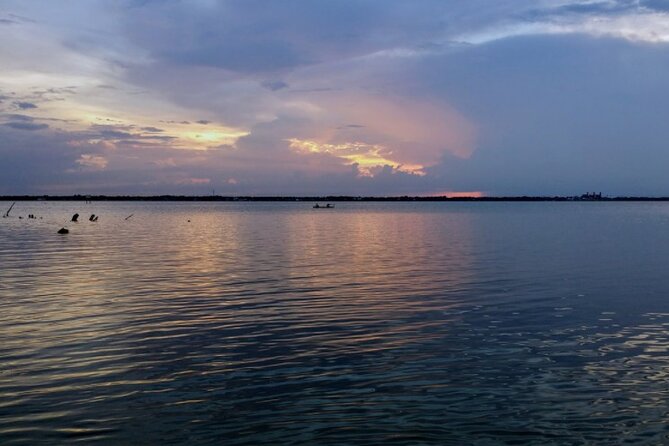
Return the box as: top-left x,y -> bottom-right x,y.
2,194 -> 669,202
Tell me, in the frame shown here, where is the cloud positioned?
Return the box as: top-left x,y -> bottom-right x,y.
3,1 -> 669,196
422,34 -> 669,195
3,113 -> 34,121
92,127 -> 134,139
76,154 -> 108,170
458,1 -> 669,45
4,122 -> 48,131
0,12 -> 33,26
643,0 -> 669,11
176,177 -> 210,185
0,124 -> 85,194
119,1 -> 545,75
262,80 -> 289,91
525,1 -> 637,17
15,101 -> 37,109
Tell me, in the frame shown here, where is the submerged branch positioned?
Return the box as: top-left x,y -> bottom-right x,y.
3,202 -> 15,218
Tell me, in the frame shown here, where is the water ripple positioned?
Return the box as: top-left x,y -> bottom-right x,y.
2,201 -> 669,444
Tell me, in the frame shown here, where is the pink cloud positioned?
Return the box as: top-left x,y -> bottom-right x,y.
176,177 -> 211,185
75,154 -> 108,170
289,92 -> 477,169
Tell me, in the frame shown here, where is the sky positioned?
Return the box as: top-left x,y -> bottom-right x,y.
2,0 -> 669,196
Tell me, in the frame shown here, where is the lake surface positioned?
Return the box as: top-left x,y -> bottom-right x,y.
2,201 -> 669,445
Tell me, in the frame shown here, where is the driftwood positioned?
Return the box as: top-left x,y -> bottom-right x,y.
3,202 -> 15,218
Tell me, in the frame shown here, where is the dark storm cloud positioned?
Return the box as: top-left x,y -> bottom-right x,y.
4,114 -> 34,121
22,87 -> 79,104
120,0 -> 497,75
0,128 -> 73,194
85,124 -> 181,143
4,122 -> 48,131
15,101 -> 37,109
420,34 -> 669,195
89,126 -> 135,139
99,130 -> 133,139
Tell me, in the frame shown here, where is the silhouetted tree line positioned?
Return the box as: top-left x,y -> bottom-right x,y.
2,194 -> 669,202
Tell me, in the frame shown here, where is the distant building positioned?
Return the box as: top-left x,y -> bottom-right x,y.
579,192 -> 603,200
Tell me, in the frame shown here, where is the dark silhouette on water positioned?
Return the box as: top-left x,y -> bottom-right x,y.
313,203 -> 335,209
89,214 -> 98,222
3,202 -> 15,218
57,227 -> 69,234
124,214 -> 133,220
71,213 -> 79,222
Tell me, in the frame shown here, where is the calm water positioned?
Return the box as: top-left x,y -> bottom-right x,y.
2,201 -> 669,445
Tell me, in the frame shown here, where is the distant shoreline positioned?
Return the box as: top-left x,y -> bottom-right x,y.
3,195 -> 669,202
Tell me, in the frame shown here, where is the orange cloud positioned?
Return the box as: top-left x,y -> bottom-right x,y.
425,191 -> 485,198
287,138 -> 424,176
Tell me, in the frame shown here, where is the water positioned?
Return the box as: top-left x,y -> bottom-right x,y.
2,201 -> 669,445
